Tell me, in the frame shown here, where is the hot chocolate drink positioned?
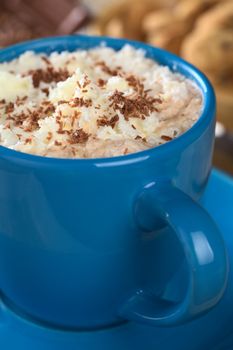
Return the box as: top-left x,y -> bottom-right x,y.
0,45 -> 202,158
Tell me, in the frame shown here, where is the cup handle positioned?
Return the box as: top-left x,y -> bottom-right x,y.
119,181 -> 229,326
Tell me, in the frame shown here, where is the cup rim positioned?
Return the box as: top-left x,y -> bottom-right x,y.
0,35 -> 216,168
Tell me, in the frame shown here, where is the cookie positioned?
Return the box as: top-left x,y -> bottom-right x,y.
181,2 -> 233,86
143,0 -> 217,54
143,8 -> 192,54
174,0 -> 219,21
216,86 -> 233,131
105,18 -> 124,38
146,17 -> 189,54
193,0 -> 233,32
181,1 -> 233,123
91,0 -> 160,41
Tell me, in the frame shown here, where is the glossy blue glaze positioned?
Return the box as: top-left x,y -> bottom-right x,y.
0,36 -> 228,330
0,169 -> 232,350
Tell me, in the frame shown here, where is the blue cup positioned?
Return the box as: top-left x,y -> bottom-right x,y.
0,35 -> 228,330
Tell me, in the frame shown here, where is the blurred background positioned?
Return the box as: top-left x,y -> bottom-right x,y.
0,0 -> 232,174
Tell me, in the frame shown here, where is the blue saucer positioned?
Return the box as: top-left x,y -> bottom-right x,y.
1,169 -> 233,350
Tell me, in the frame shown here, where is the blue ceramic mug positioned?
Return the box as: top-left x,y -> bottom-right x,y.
0,35 -> 228,330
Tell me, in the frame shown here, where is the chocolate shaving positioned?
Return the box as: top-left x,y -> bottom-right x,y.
69,97 -> 92,108
46,132 -> 53,141
4,122 -> 11,129
126,75 -> 162,104
6,101 -> 55,131
27,66 -> 70,88
42,88 -> 49,96
42,101 -> 51,106
25,137 -> 32,144
5,102 -> 14,114
71,111 -> 80,127
96,61 -> 121,76
54,140 -> 62,146
68,129 -> 89,144
161,135 -> 173,141
43,104 -> 55,114
41,56 -> 51,66
126,75 -> 145,95
82,77 -> 91,88
15,96 -> 27,106
58,100 -> 69,105
135,135 -> 147,142
109,90 -> 159,121
97,79 -> 106,87
97,114 -> 119,128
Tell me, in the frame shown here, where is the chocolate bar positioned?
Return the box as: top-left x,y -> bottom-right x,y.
0,0 -> 89,46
